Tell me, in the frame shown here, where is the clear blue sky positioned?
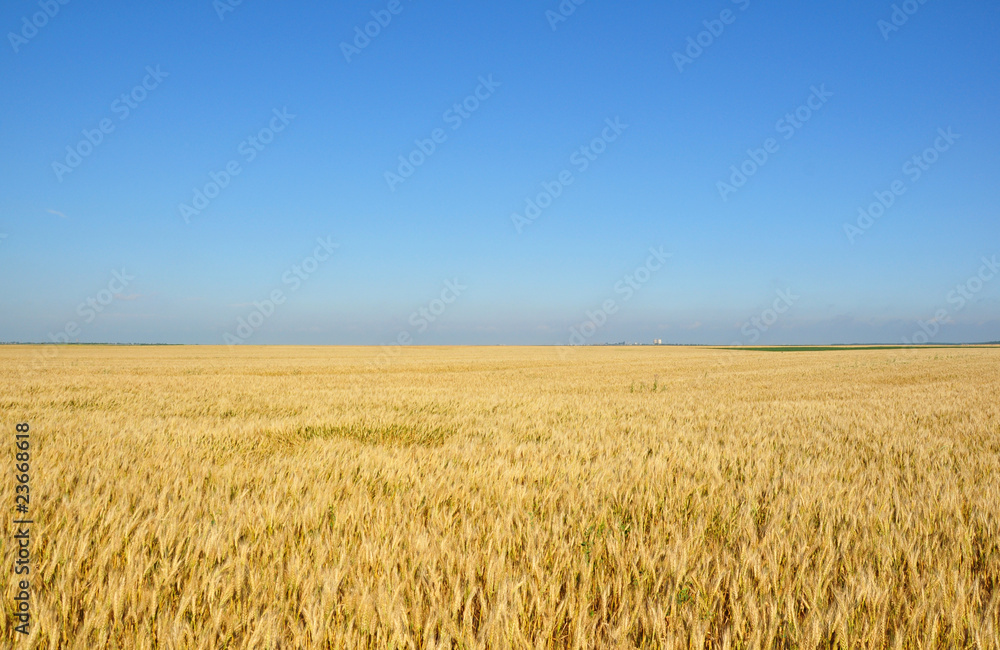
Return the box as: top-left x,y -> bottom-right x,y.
2,0 -> 998,345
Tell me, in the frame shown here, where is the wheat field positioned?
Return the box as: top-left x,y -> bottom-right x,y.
1,345 -> 998,648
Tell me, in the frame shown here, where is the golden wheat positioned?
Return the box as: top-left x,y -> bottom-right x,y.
1,345 -> 998,648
